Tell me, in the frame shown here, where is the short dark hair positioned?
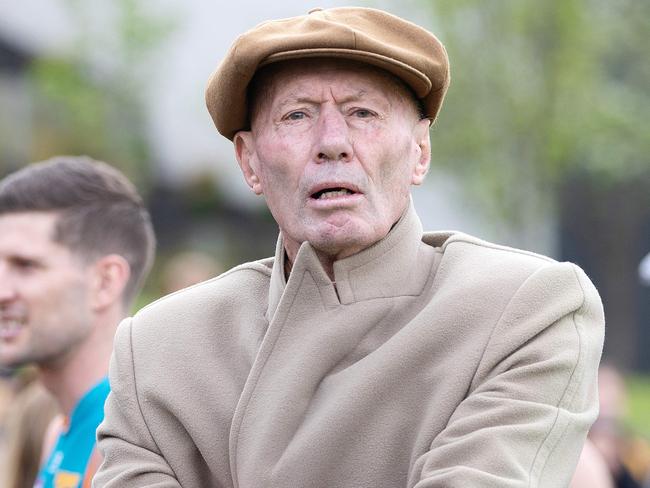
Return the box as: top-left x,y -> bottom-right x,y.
0,156 -> 155,306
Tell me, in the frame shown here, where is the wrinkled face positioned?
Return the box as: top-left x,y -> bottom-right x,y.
235,59 -> 431,261
0,212 -> 94,369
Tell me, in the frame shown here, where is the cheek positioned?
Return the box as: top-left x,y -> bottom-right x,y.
255,163 -> 301,229
377,137 -> 415,190
31,273 -> 87,311
24,279 -> 58,307
257,140 -> 308,195
259,165 -> 298,211
51,280 -> 93,328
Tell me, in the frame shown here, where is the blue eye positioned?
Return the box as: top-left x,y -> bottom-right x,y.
353,109 -> 374,118
286,111 -> 306,121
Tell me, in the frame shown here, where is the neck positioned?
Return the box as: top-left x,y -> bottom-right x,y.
282,211 -> 409,283
39,306 -> 123,415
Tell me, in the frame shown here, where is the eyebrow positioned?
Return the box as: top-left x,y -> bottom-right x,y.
274,90 -> 389,111
7,249 -> 43,261
5,253 -> 46,267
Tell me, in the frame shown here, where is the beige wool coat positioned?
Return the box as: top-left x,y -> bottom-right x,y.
94,203 -> 604,487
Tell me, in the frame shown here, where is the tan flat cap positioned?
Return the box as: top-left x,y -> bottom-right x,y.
206,7 -> 450,140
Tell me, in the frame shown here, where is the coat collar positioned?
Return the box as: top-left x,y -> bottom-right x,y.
267,199 -> 439,319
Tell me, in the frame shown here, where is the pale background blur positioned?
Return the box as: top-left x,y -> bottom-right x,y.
0,1 -> 648,481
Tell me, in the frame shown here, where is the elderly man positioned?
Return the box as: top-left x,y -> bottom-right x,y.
0,156 -> 155,487
94,7 -> 604,487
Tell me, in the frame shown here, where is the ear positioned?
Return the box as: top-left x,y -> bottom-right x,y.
89,254 -> 131,312
411,118 -> 431,186
234,131 -> 263,195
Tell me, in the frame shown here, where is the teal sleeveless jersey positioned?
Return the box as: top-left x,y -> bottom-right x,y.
34,377 -> 110,488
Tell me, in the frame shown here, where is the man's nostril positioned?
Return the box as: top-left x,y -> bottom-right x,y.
317,152 -> 349,162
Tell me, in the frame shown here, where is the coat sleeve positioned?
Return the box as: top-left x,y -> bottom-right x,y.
411,262 -> 605,488
92,318 -> 182,488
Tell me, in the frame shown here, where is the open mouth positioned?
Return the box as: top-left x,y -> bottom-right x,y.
0,319 -> 24,340
311,187 -> 357,200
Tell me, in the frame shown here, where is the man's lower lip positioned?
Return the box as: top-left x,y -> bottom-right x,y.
0,330 -> 22,341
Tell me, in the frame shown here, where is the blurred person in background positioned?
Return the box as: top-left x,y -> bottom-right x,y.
2,379 -> 59,488
0,156 -> 155,488
590,365 -> 648,488
160,250 -> 223,295
0,367 -> 15,454
95,7 -> 604,487
570,439 -> 615,488
0,365 -> 59,488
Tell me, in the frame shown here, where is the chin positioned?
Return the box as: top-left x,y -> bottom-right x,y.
310,230 -> 376,259
0,354 -> 24,369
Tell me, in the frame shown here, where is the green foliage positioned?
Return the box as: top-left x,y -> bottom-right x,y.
26,0 -> 177,188
626,375 -> 650,440
420,0 -> 650,226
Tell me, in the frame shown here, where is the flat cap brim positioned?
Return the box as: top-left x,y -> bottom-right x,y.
206,7 -> 450,140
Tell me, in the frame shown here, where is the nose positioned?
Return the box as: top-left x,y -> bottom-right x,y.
314,106 -> 353,163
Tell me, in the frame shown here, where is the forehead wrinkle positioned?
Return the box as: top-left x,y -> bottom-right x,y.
274,86 -> 391,112
275,94 -> 319,111
274,84 -> 366,105
250,59 -> 419,127
329,87 -> 373,105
